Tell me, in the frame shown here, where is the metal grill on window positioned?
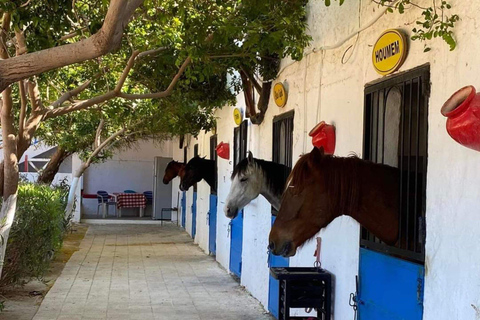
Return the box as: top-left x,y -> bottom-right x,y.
361,65 -> 429,264
210,135 -> 218,194
272,111 -> 294,215
234,120 -> 248,167
193,144 -> 199,192
273,111 -> 294,168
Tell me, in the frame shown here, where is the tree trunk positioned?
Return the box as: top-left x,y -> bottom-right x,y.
65,163 -> 88,218
37,147 -> 72,185
0,88 -> 20,278
0,0 -> 144,92
0,195 -> 18,277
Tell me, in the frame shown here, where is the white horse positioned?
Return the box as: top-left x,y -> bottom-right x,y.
224,151 -> 290,219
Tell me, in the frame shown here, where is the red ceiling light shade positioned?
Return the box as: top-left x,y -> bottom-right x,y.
309,121 -> 336,155
216,142 -> 230,160
441,85 -> 480,152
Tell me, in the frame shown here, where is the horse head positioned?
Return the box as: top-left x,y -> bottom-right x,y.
224,151 -> 264,219
269,147 -> 332,257
180,156 -> 204,191
163,161 -> 185,184
269,146 -> 400,257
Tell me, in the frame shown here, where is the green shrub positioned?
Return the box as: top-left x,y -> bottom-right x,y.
0,182 -> 70,286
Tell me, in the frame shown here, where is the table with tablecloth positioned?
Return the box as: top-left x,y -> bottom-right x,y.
113,193 -> 147,218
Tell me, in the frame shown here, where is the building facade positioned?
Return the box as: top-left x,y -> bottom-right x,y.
172,1 -> 480,319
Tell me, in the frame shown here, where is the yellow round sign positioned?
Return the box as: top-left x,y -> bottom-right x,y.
372,29 -> 408,76
233,108 -> 242,126
273,82 -> 288,108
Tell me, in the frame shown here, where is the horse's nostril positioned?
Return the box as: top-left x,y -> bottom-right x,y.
282,242 -> 292,256
268,241 -> 275,251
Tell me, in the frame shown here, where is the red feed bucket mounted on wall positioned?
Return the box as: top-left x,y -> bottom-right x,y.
309,121 -> 336,155
441,85 -> 480,152
216,142 -> 230,160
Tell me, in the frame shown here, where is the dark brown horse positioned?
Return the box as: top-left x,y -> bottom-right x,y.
180,156 -> 216,192
269,147 -> 399,257
163,161 -> 185,184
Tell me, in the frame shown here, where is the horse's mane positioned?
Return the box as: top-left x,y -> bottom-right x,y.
232,158 -> 291,197
286,152 -> 361,216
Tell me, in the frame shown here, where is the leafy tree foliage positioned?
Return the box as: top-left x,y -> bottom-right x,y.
321,0 -> 459,51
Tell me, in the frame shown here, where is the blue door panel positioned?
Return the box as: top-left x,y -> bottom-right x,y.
192,192 -> 197,239
208,194 -> 217,255
229,210 -> 243,278
181,191 -> 186,228
268,216 -> 289,319
358,248 -> 424,320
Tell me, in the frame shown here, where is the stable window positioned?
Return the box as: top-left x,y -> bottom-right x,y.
210,135 -> 218,194
272,111 -> 294,214
234,120 -> 248,166
361,65 -> 429,263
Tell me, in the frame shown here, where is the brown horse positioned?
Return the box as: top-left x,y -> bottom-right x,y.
269,147 -> 399,257
163,161 -> 185,184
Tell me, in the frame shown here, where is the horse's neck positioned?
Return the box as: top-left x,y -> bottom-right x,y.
257,160 -> 288,210
324,156 -> 361,217
202,160 -> 216,189
261,188 -> 281,211
173,163 -> 183,175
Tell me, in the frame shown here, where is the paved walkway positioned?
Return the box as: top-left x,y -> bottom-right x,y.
33,224 -> 273,320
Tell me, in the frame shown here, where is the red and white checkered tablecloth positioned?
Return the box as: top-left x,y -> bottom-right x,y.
116,193 -> 146,209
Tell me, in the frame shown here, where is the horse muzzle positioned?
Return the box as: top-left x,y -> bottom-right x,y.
269,240 -> 295,257
224,206 -> 238,219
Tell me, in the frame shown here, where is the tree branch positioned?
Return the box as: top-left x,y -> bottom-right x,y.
0,12 -> 11,60
94,119 -> 105,149
50,73 -> 101,108
44,48 -> 190,118
15,29 -> 28,137
0,0 -> 145,92
118,56 -> 191,100
59,27 -> 89,41
240,66 -> 262,94
85,127 -> 126,167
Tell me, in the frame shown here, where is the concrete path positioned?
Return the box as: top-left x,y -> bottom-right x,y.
33,224 -> 273,320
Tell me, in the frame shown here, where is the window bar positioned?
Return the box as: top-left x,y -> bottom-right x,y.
414,77 -> 421,253
375,90 -> 380,163
421,75 -> 428,255
381,89 -> 387,165
399,81 -> 405,249
406,79 -> 413,251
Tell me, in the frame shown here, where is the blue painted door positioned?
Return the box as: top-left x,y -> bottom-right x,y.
268,216 -> 289,319
358,248 -> 424,320
181,191 -> 186,228
208,194 -> 217,255
191,192 -> 197,239
229,210 -> 243,278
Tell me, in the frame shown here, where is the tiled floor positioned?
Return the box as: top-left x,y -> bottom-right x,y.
33,224 -> 273,320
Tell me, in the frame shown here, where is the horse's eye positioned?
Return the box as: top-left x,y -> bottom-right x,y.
240,177 -> 248,182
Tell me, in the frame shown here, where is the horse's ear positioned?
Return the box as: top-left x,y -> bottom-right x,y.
310,146 -> 324,162
247,151 -> 253,163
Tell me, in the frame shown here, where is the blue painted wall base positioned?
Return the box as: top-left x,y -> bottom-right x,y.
229,210 -> 243,278
268,216 -> 289,319
208,194 -> 217,255
181,191 -> 186,228
191,192 -> 197,239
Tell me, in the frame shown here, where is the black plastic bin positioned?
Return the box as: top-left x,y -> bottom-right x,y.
269,267 -> 332,320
